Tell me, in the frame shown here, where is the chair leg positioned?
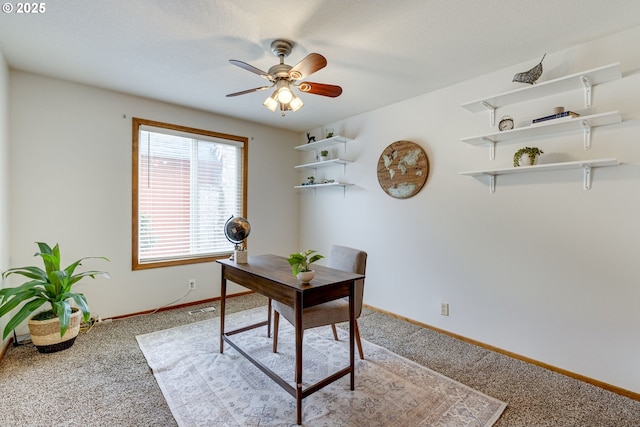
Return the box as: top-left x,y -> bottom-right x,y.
354,320 -> 364,360
272,310 -> 280,353
330,324 -> 339,341
332,321 -> 365,359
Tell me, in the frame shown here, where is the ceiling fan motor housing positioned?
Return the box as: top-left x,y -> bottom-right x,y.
268,63 -> 293,80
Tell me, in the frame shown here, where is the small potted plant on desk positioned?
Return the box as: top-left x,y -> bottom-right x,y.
287,250 -> 324,283
0,242 -> 110,353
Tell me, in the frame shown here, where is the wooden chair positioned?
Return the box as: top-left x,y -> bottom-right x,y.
272,245 -> 367,359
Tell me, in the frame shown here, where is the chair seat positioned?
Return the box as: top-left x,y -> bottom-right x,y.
272,299 -> 349,331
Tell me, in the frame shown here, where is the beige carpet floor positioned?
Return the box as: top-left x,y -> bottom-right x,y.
136,306 -> 506,426
0,293 -> 639,426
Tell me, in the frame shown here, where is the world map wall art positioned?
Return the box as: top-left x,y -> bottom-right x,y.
377,140 -> 429,199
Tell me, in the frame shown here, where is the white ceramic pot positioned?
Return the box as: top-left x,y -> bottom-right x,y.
519,153 -> 538,166
296,270 -> 315,283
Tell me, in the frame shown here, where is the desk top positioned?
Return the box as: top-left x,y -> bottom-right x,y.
217,254 -> 364,292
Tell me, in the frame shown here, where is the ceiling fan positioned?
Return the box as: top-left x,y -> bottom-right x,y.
226,39 -> 342,116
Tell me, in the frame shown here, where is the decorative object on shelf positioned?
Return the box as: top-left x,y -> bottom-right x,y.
224,215 -> 251,263
377,140 -> 430,199
320,150 -> 329,161
513,147 -> 544,167
307,176 -> 315,184
513,53 -> 546,85
326,128 -> 334,138
532,110 -> 580,125
498,116 -> 514,131
322,179 -> 335,184
0,242 -> 110,353
306,132 -> 316,143
226,39 -> 342,117
287,249 -> 324,283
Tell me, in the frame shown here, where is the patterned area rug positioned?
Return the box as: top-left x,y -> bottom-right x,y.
136,307 -> 506,426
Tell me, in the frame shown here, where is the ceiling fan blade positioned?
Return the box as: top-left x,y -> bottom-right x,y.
226,85 -> 273,97
289,53 -> 327,80
229,60 -> 273,80
297,82 -> 342,98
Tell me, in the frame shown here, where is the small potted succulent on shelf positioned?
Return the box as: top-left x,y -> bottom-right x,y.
287,250 -> 324,283
513,146 -> 544,167
320,150 -> 329,161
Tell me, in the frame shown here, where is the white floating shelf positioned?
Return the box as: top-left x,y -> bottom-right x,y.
461,111 -> 621,159
294,182 -> 352,189
460,158 -> 619,193
294,158 -> 353,170
461,63 -> 621,120
294,135 -> 353,151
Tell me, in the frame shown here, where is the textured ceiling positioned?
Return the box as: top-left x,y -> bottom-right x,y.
1,0 -> 640,132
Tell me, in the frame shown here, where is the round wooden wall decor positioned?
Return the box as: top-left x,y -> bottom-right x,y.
377,140 -> 429,199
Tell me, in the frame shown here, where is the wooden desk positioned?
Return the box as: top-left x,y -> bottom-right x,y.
217,254 -> 365,425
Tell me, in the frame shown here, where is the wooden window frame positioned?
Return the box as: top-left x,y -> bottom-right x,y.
131,117 -> 248,270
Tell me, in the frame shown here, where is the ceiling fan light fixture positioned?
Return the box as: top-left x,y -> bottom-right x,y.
289,95 -> 304,112
263,91 -> 278,112
276,81 -> 294,104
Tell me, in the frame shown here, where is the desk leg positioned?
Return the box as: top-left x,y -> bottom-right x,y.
267,298 -> 272,337
349,280 -> 355,390
220,271 -> 227,354
295,292 -> 303,425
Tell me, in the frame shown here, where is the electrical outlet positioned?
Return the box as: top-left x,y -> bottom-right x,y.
440,303 -> 449,316
188,279 -> 196,291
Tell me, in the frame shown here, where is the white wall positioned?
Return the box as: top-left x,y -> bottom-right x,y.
0,52 -> 9,346
8,72 -> 299,331
298,26 -> 640,394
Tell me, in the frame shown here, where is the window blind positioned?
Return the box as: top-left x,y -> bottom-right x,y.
134,121 -> 245,267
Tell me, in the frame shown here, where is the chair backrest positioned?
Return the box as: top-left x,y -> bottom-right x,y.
327,245 -> 367,317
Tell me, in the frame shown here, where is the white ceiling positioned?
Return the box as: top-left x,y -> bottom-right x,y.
2,0 -> 640,132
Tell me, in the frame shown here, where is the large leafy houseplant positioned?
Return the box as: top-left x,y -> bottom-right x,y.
0,242 -> 110,341
287,250 -> 324,276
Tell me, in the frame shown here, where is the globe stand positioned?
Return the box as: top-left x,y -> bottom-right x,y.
234,245 -> 248,264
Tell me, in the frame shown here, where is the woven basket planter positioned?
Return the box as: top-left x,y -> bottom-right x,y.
28,308 -> 82,353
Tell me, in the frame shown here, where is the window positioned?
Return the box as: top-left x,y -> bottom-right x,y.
132,118 -> 247,270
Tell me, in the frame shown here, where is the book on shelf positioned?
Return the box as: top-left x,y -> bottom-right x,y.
532,111 -> 580,124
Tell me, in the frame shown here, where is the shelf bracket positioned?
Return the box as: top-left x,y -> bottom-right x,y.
489,175 -> 496,193
481,138 -> 496,160
580,75 -> 592,108
581,120 -> 592,149
481,101 -> 496,126
583,165 -> 592,190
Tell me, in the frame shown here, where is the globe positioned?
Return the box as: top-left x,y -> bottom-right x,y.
224,216 -> 251,249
